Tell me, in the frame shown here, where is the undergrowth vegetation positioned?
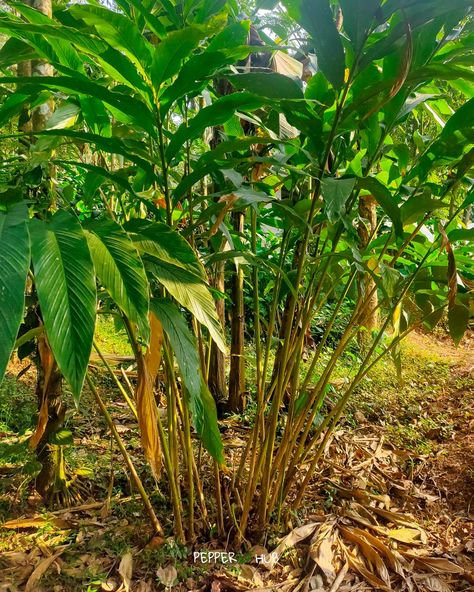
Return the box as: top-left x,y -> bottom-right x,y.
0,0 -> 473,589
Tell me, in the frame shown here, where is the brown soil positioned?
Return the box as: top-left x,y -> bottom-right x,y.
414,331 -> 474,516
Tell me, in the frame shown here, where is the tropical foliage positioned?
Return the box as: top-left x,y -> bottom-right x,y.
0,0 -> 472,550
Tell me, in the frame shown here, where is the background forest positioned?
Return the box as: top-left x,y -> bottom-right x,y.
0,0 -> 473,590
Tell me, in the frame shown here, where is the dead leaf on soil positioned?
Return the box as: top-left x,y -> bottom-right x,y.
2,516 -> 74,530
309,520 -> 338,582
118,552 -> 133,592
210,575 -> 249,591
327,562 -> 349,592
348,527 -> 405,576
100,579 -> 119,592
402,552 -> 465,574
339,526 -> 391,588
266,522 -> 319,569
135,582 -> 153,592
24,547 -> 67,592
412,573 -> 453,592
388,527 -> 423,544
156,564 -> 178,588
343,545 -> 391,592
239,564 -> 263,587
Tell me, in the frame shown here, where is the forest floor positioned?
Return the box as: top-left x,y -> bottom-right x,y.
0,327 -> 473,592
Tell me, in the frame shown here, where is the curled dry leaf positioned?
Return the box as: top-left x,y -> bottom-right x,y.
2,516 -> 74,530
328,562 -> 348,592
118,552 -> 133,592
24,547 -> 67,592
209,194 -> 239,237
402,552 -> 465,574
308,520 -> 337,583
100,579 -> 119,592
135,312 -> 163,478
344,546 -> 391,592
339,526 -> 391,588
266,523 -> 319,570
349,527 -> 405,577
29,335 -> 55,450
370,506 -> 424,529
156,564 -> 178,589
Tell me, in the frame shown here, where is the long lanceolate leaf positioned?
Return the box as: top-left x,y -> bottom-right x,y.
147,260 -> 226,354
84,218 -> 150,344
30,211 -> 96,401
339,0 -> 381,51
0,76 -> 155,134
68,4 -> 153,77
126,219 -> 207,281
166,92 -> 267,163
151,26 -> 211,92
9,2 -> 85,73
128,221 -> 226,352
151,298 -> 224,465
407,97 -> 474,182
282,0 -> 346,89
0,203 -> 30,383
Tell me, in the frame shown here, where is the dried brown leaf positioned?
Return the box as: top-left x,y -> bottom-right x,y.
118,552 -> 133,592
344,508 -> 388,536
2,517 -> 74,530
24,547 -> 66,592
403,553 -> 464,574
267,523 -> 319,569
344,547 -> 391,592
209,194 -> 239,237
239,564 -> 263,586
328,562 -> 349,592
369,507 -> 428,543
309,521 -> 337,582
135,312 -> 163,478
100,579 -> 119,592
339,526 -> 391,588
388,527 -> 423,545
349,527 -> 405,576
157,564 -> 178,588
388,20 -> 413,99
29,335 -> 54,449
135,582 -> 153,592
412,574 -> 452,592
439,224 -> 457,309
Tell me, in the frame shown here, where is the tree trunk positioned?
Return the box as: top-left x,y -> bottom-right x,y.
34,339 -> 65,500
228,211 -> 246,412
20,0 -> 64,502
208,255 -> 227,410
206,84 -> 228,410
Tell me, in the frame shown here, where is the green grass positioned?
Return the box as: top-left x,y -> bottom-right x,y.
346,333 -> 458,454
94,315 -> 133,357
0,374 -> 37,434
